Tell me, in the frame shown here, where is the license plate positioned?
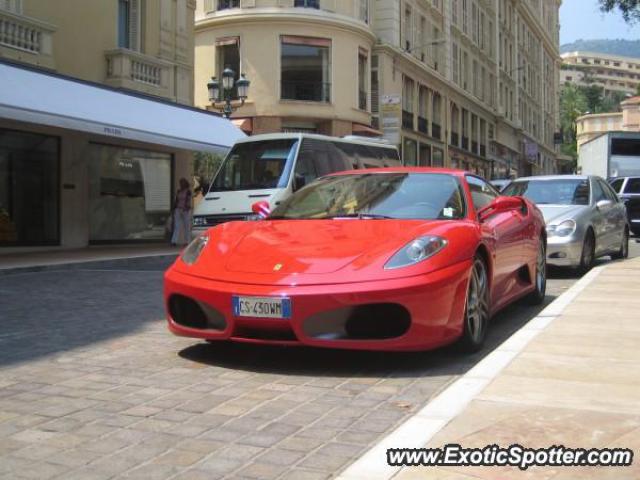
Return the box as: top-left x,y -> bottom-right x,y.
232,296 -> 291,319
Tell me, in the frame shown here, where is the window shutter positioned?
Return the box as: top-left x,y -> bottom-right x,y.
129,0 -> 140,51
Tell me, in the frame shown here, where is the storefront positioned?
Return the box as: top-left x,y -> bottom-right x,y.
0,61 -> 244,251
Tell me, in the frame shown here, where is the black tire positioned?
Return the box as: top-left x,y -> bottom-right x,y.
526,237 -> 547,305
578,229 -> 595,275
611,228 -> 629,260
459,256 -> 490,353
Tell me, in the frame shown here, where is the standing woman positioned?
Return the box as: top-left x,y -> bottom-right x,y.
171,178 -> 192,246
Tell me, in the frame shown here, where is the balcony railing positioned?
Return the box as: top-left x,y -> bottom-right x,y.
105,49 -> 174,99
461,136 -> 469,150
0,10 -> 55,68
418,116 -> 428,134
431,122 -> 441,140
402,110 -> 414,130
281,81 -> 331,103
450,132 -> 459,146
359,89 -> 367,110
480,144 -> 487,158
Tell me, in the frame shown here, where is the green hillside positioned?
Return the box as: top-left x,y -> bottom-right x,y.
560,39 -> 640,59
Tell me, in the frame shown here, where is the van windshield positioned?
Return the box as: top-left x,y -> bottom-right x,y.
212,139 -> 298,191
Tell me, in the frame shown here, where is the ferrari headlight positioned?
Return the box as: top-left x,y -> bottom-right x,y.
547,219 -> 576,238
385,236 -> 448,270
181,235 -> 209,265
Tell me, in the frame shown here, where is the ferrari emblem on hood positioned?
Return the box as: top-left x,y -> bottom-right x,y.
273,263 -> 283,271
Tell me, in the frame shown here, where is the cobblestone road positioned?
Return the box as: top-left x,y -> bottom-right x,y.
1,243 -> 637,479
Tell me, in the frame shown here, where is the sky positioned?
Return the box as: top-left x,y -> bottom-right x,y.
560,0 -> 639,45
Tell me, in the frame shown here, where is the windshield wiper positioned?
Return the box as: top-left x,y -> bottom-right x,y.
327,213 -> 393,220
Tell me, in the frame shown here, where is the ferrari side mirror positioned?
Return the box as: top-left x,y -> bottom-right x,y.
478,196 -> 524,222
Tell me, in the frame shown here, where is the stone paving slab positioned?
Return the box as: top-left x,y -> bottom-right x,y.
0,259 -> 580,479
391,257 -> 640,480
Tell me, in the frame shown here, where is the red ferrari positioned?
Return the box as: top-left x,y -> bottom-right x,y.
165,168 -> 546,352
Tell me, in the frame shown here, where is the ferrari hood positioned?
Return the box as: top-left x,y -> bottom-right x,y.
178,218 -> 474,286
224,220 -> 427,274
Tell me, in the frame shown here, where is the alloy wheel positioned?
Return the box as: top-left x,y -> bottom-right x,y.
466,259 -> 489,344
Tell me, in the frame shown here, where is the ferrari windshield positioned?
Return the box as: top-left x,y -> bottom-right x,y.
211,139 -> 298,191
270,173 -> 466,220
502,179 -> 590,205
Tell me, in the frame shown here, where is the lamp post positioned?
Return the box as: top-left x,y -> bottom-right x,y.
207,66 -> 250,119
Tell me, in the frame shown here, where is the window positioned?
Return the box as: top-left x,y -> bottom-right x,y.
281,37 -> 331,103
404,5 -> 413,50
591,179 -> 608,203
294,0 -> 319,8
88,145 -> 171,242
218,0 -> 239,9
359,0 -> 369,23
466,176 -> 498,210
358,51 -> 368,110
216,37 -> 240,99
118,0 -> 139,50
625,178 -> 640,194
0,129 -> 59,246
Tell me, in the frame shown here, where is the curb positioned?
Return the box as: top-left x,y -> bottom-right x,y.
0,253 -> 178,276
337,265 -> 607,480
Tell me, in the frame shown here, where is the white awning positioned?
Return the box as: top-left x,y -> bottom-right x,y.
0,61 -> 245,153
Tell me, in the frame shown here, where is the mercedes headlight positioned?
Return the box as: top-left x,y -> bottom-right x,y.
385,236 -> 448,270
547,220 -> 576,238
181,235 -> 209,265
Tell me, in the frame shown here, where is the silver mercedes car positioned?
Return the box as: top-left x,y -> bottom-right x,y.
502,175 -> 629,271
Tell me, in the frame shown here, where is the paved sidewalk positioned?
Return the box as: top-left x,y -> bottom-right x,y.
386,257 -> 640,479
0,245 -> 180,274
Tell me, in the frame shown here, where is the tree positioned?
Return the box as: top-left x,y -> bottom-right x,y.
559,84 -> 588,159
599,0 -> 640,22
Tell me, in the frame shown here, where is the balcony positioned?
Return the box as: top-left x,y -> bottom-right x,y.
418,116 -> 428,134
359,89 -> 367,110
461,136 -> 469,150
402,110 -> 414,130
431,122 -> 441,140
480,144 -> 487,158
472,141 -> 478,154
105,49 -> 175,100
450,132 -> 459,146
0,10 -> 55,69
281,81 -> 331,103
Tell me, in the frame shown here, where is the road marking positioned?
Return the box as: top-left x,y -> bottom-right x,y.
337,266 -> 606,480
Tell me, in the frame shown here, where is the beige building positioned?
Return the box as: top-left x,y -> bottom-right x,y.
0,0 -> 243,252
576,96 -> 640,147
194,0 -> 561,178
561,51 -> 640,97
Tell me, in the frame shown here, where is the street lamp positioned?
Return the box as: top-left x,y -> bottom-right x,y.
207,66 -> 251,119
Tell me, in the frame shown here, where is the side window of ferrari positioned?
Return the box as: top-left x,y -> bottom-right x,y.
466,176 -> 498,211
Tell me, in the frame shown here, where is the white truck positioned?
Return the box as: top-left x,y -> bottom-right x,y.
578,132 -> 640,179
191,133 -> 401,236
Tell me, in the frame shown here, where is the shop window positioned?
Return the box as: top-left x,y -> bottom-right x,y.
0,129 -> 59,246
403,138 -> 418,166
88,144 -> 172,243
281,36 -> 331,102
